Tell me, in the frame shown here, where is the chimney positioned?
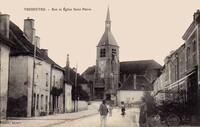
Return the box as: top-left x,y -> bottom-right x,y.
66,54 -> 70,80
0,13 -> 10,38
24,18 -> 35,43
35,36 -> 40,48
41,49 -> 48,56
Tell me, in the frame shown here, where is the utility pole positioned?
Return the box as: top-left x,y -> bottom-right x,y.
73,63 -> 78,112
31,40 -> 37,116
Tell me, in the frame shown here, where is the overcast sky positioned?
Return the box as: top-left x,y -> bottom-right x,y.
1,0 -> 200,73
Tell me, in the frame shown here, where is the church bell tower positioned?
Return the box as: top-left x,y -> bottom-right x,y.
94,7 -> 119,104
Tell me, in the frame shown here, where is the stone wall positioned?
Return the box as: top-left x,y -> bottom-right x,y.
0,44 -> 10,119
7,56 -> 29,117
117,90 -> 144,106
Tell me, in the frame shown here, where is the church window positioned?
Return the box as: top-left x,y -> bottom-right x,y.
112,49 -> 116,55
100,48 -> 106,57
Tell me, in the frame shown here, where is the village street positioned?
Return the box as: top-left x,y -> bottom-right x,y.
1,102 -> 140,127
46,108 -> 140,127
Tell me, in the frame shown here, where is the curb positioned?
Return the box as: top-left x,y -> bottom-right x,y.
6,110 -> 98,121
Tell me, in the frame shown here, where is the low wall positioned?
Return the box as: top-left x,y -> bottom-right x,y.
77,101 -> 88,111
117,90 -> 144,107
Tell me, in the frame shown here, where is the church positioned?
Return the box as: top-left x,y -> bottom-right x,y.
82,8 -> 162,105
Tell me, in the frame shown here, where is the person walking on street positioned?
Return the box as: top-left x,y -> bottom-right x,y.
99,99 -> 108,127
108,104 -> 113,117
121,104 -> 126,117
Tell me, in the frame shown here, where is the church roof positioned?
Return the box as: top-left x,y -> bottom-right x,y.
120,60 -> 162,75
82,60 -> 162,76
97,7 -> 118,47
118,75 -> 152,91
97,30 -> 118,47
82,65 -> 96,76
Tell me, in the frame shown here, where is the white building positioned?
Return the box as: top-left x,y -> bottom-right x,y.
0,13 -> 15,119
6,17 -> 64,117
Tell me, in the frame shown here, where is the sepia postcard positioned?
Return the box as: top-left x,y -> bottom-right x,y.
0,0 -> 200,127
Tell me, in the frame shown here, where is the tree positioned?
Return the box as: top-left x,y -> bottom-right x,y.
72,85 -> 89,101
142,91 -> 158,116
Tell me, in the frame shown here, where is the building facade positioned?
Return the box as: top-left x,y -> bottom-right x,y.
4,17 -> 65,117
0,14 -> 15,119
152,10 -> 200,124
118,60 -> 162,106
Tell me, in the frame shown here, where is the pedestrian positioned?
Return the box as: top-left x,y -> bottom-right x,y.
121,104 -> 126,117
99,99 -> 108,127
108,104 -> 113,117
139,97 -> 148,127
120,102 -> 126,116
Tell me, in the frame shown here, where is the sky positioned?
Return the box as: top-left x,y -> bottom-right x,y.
1,0 -> 200,73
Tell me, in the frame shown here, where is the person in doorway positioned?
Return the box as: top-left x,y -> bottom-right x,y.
99,99 -> 108,127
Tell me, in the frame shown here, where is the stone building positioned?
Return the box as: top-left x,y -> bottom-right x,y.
63,54 -> 89,112
117,60 -> 161,106
94,7 -> 120,103
152,10 -> 200,125
182,10 -> 200,124
0,13 -> 15,119
2,16 -> 65,117
0,12 -> 90,118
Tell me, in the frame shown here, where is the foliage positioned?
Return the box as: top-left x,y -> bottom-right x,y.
50,86 -> 63,96
141,91 -> 158,117
72,85 -> 89,101
7,95 -> 27,117
158,98 -> 196,118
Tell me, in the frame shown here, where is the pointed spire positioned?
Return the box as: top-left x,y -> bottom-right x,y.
105,6 -> 111,31
106,6 -> 111,22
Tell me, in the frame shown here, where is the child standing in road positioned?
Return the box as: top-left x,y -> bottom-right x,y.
108,105 -> 113,117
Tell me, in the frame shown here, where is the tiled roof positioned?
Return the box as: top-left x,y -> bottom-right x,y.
9,21 -> 63,70
0,32 -> 15,48
82,65 -> 96,75
119,75 -> 152,91
120,60 -> 162,75
63,67 -> 88,85
82,60 -> 162,76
